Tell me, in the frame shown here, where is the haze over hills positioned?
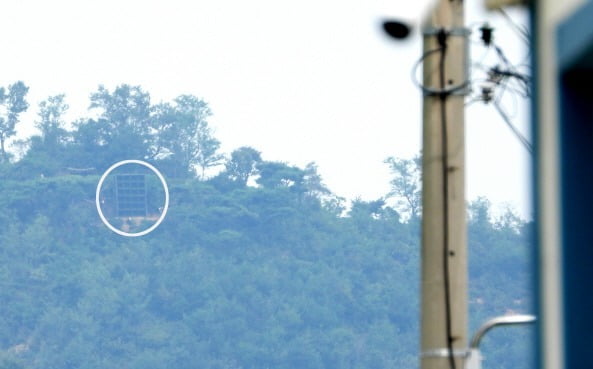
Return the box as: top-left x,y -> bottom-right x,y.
0,83 -> 534,369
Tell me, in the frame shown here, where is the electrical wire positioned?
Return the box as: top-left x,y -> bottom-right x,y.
493,100 -> 533,154
436,29 -> 457,369
493,45 -> 513,69
498,8 -> 530,44
497,81 -> 520,118
490,46 -> 531,96
412,47 -> 444,90
464,96 -> 484,107
490,66 -> 530,98
412,47 -> 469,97
476,36 -> 532,150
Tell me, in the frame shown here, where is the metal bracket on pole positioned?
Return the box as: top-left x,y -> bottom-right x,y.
420,26 -> 472,97
420,348 -> 471,358
465,348 -> 483,369
423,27 -> 471,37
420,82 -> 471,97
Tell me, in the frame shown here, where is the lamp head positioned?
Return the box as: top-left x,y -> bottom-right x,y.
382,20 -> 412,40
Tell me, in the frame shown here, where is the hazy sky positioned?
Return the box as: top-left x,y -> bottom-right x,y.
1,0 -> 531,218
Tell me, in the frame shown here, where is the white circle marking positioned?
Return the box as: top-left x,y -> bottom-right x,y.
95,160 -> 169,237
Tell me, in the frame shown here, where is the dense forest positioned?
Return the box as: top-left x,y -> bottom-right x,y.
0,82 -> 534,368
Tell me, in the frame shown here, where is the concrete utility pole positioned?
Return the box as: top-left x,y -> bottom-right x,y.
420,0 -> 468,369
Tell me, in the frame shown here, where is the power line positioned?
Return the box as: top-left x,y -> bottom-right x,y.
493,100 -> 533,154
498,8 -> 530,43
468,22 -> 532,154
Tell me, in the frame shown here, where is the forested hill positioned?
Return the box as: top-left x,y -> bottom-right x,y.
0,83 -> 534,369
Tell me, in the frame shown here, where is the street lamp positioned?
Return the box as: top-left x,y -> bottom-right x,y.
382,20 -> 412,40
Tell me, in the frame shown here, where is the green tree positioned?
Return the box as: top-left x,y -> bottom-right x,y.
302,162 -> 331,199
468,196 -> 492,231
68,117 -> 104,170
0,81 -> 29,163
35,94 -> 69,149
225,146 -> 262,186
87,84 -> 152,164
152,95 -> 222,178
384,154 -> 421,220
15,95 -> 71,176
257,161 -> 304,190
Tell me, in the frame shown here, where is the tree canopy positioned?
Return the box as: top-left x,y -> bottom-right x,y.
0,81 -> 29,163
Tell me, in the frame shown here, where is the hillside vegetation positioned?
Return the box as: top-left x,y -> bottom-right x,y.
0,83 -> 534,369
